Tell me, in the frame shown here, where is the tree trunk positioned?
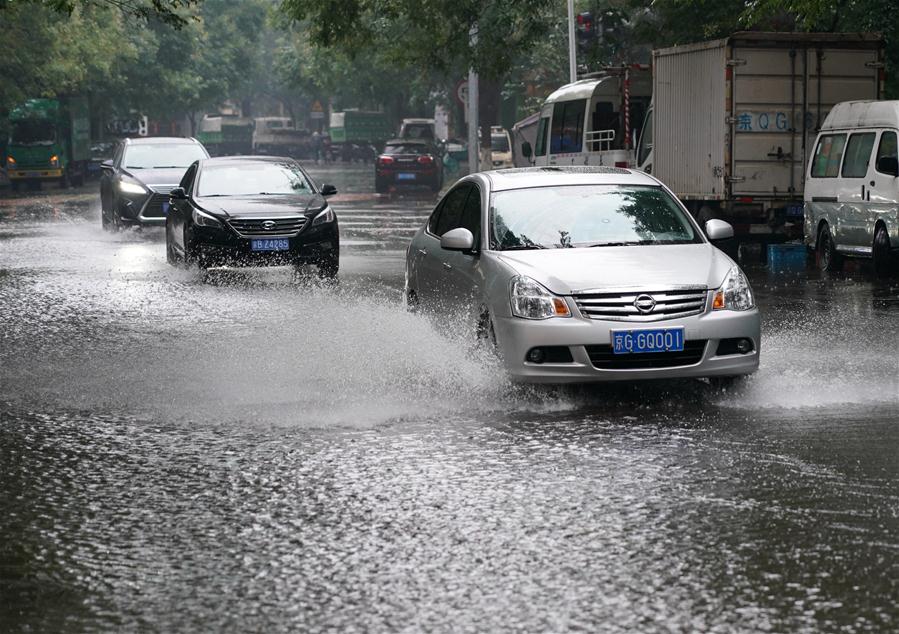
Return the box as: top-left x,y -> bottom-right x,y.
478,77 -> 502,168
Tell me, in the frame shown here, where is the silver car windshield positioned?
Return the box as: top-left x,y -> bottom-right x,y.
197,162 -> 312,197
490,185 -> 701,250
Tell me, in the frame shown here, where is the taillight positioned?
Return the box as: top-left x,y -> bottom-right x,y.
378,156 -> 394,165
417,155 -> 434,165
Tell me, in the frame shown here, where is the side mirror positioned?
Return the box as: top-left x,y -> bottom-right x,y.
169,187 -> 187,200
101,160 -> 113,171
521,141 -> 533,159
705,219 -> 734,241
876,156 -> 898,177
320,183 -> 337,197
440,227 -> 474,252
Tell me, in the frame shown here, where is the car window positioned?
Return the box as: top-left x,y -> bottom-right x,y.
535,116 -> 549,157
876,131 -> 898,174
433,185 -> 470,237
197,161 -> 312,197
550,99 -> 586,154
810,134 -> 847,178
179,163 -> 198,191
384,144 -> 433,155
459,185 -> 481,249
123,143 -> 208,169
491,134 -> 510,153
841,133 -> 876,178
490,185 -> 700,249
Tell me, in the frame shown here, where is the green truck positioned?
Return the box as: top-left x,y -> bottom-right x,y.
329,110 -> 392,145
6,97 -> 90,189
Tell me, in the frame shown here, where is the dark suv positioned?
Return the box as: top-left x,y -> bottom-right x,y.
100,137 -> 209,230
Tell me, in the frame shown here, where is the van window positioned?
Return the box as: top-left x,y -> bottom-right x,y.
810,134 -> 847,178
841,133 -> 876,178
876,131 -> 897,174
535,117 -> 549,157
550,100 -> 586,154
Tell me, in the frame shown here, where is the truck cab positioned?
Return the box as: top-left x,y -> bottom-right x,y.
524,67 -> 651,168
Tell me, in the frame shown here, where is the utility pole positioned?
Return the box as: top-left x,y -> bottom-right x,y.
567,0 -> 577,83
467,23 -> 479,174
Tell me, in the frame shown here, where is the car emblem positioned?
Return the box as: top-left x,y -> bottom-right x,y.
634,294 -> 656,314
262,220 -> 276,230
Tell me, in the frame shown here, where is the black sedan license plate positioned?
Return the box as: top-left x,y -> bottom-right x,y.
250,238 -> 290,252
611,327 -> 685,354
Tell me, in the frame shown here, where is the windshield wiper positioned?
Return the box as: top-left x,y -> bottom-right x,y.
587,241 -> 638,247
501,244 -> 547,251
152,165 -> 186,169
199,194 -> 230,197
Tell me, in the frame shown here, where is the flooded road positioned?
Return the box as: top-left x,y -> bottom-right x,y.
1,165 -> 898,632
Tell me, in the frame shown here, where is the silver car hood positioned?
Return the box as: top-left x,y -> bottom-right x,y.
493,244 -> 734,295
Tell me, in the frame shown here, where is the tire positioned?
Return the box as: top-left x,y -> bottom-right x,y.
316,250 -> 339,278
404,288 -> 419,313
816,223 -> 842,273
10,180 -> 20,193
872,223 -> 895,278
165,221 -> 181,266
101,210 -> 113,231
375,177 -> 389,194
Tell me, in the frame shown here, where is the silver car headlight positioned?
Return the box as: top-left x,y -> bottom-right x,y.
311,205 -> 335,226
712,266 -> 754,311
510,276 -> 571,320
118,179 -> 146,195
192,208 -> 223,229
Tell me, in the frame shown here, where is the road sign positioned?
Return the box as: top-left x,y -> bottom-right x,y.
455,80 -> 468,107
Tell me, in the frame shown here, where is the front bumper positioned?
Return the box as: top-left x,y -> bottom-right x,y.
494,307 -> 760,383
191,222 -> 339,267
8,169 -> 63,180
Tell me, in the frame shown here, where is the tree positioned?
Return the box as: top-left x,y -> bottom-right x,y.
279,0 -> 560,151
5,0 -> 200,29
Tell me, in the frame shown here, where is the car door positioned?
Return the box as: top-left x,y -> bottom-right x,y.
441,182 -> 484,318
864,130 -> 899,247
837,130 -> 877,249
100,142 -> 123,212
414,183 -> 471,308
805,132 -> 846,246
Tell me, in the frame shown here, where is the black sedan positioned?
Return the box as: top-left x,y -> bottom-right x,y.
100,137 -> 209,230
164,156 -> 339,277
374,139 -> 443,193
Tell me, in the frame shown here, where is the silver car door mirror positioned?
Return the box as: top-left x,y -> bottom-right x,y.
705,219 -> 734,241
440,227 -> 474,251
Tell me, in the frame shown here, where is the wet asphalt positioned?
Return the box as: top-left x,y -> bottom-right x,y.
1,164 -> 897,633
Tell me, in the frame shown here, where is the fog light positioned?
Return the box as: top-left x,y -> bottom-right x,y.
736,338 -> 752,354
526,348 -> 546,364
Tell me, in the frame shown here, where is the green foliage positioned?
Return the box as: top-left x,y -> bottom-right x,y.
15,0 -> 199,28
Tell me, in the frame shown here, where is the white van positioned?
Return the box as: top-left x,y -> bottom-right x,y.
805,100 -> 899,276
522,67 -> 651,168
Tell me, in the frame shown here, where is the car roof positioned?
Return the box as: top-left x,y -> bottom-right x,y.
481,166 -> 661,192
199,155 -> 297,167
124,136 -> 201,145
385,138 -> 430,145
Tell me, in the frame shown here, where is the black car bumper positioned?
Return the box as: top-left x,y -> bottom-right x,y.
190,222 -> 339,267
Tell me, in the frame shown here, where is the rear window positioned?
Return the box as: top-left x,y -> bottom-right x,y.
491,134 -> 510,153
384,144 -> 433,155
810,134 -> 846,178
841,133 -> 876,178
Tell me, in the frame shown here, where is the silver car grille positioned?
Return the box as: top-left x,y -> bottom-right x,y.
573,287 -> 708,322
227,216 -> 306,237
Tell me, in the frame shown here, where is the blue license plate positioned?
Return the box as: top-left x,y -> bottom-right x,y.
396,172 -> 416,181
250,238 -> 290,252
611,327 -> 685,354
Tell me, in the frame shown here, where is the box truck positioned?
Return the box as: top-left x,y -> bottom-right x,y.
636,32 -> 884,241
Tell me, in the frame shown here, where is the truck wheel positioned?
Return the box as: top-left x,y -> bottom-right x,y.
873,224 -> 895,278
816,224 -> 842,273
59,169 -> 71,189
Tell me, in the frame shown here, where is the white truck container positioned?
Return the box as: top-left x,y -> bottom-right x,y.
636,32 -> 884,241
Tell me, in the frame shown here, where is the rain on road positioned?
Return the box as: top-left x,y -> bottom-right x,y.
1,164 -> 898,632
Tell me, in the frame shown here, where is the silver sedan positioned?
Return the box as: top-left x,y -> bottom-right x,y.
405,167 -> 760,383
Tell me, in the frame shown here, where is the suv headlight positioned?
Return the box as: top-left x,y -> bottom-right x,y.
712,266 -> 754,311
311,205 -> 335,226
192,208 -> 222,228
118,179 -> 146,195
510,276 -> 571,320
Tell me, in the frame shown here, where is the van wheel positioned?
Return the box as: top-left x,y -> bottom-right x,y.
873,224 -> 895,278
816,224 -> 842,272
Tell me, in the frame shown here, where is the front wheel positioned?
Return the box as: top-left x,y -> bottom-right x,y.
872,224 -> 895,278
375,177 -> 389,194
316,250 -> 339,278
816,224 -> 842,273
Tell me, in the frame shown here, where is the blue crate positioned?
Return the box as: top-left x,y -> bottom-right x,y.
767,243 -> 808,272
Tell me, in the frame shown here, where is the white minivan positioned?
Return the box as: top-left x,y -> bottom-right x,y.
805,101 -> 899,276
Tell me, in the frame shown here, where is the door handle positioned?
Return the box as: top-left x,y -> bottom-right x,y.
442,262 -> 452,270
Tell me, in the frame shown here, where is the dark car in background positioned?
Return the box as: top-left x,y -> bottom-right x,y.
374,139 -> 442,193
164,156 -> 340,276
100,137 -> 209,230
